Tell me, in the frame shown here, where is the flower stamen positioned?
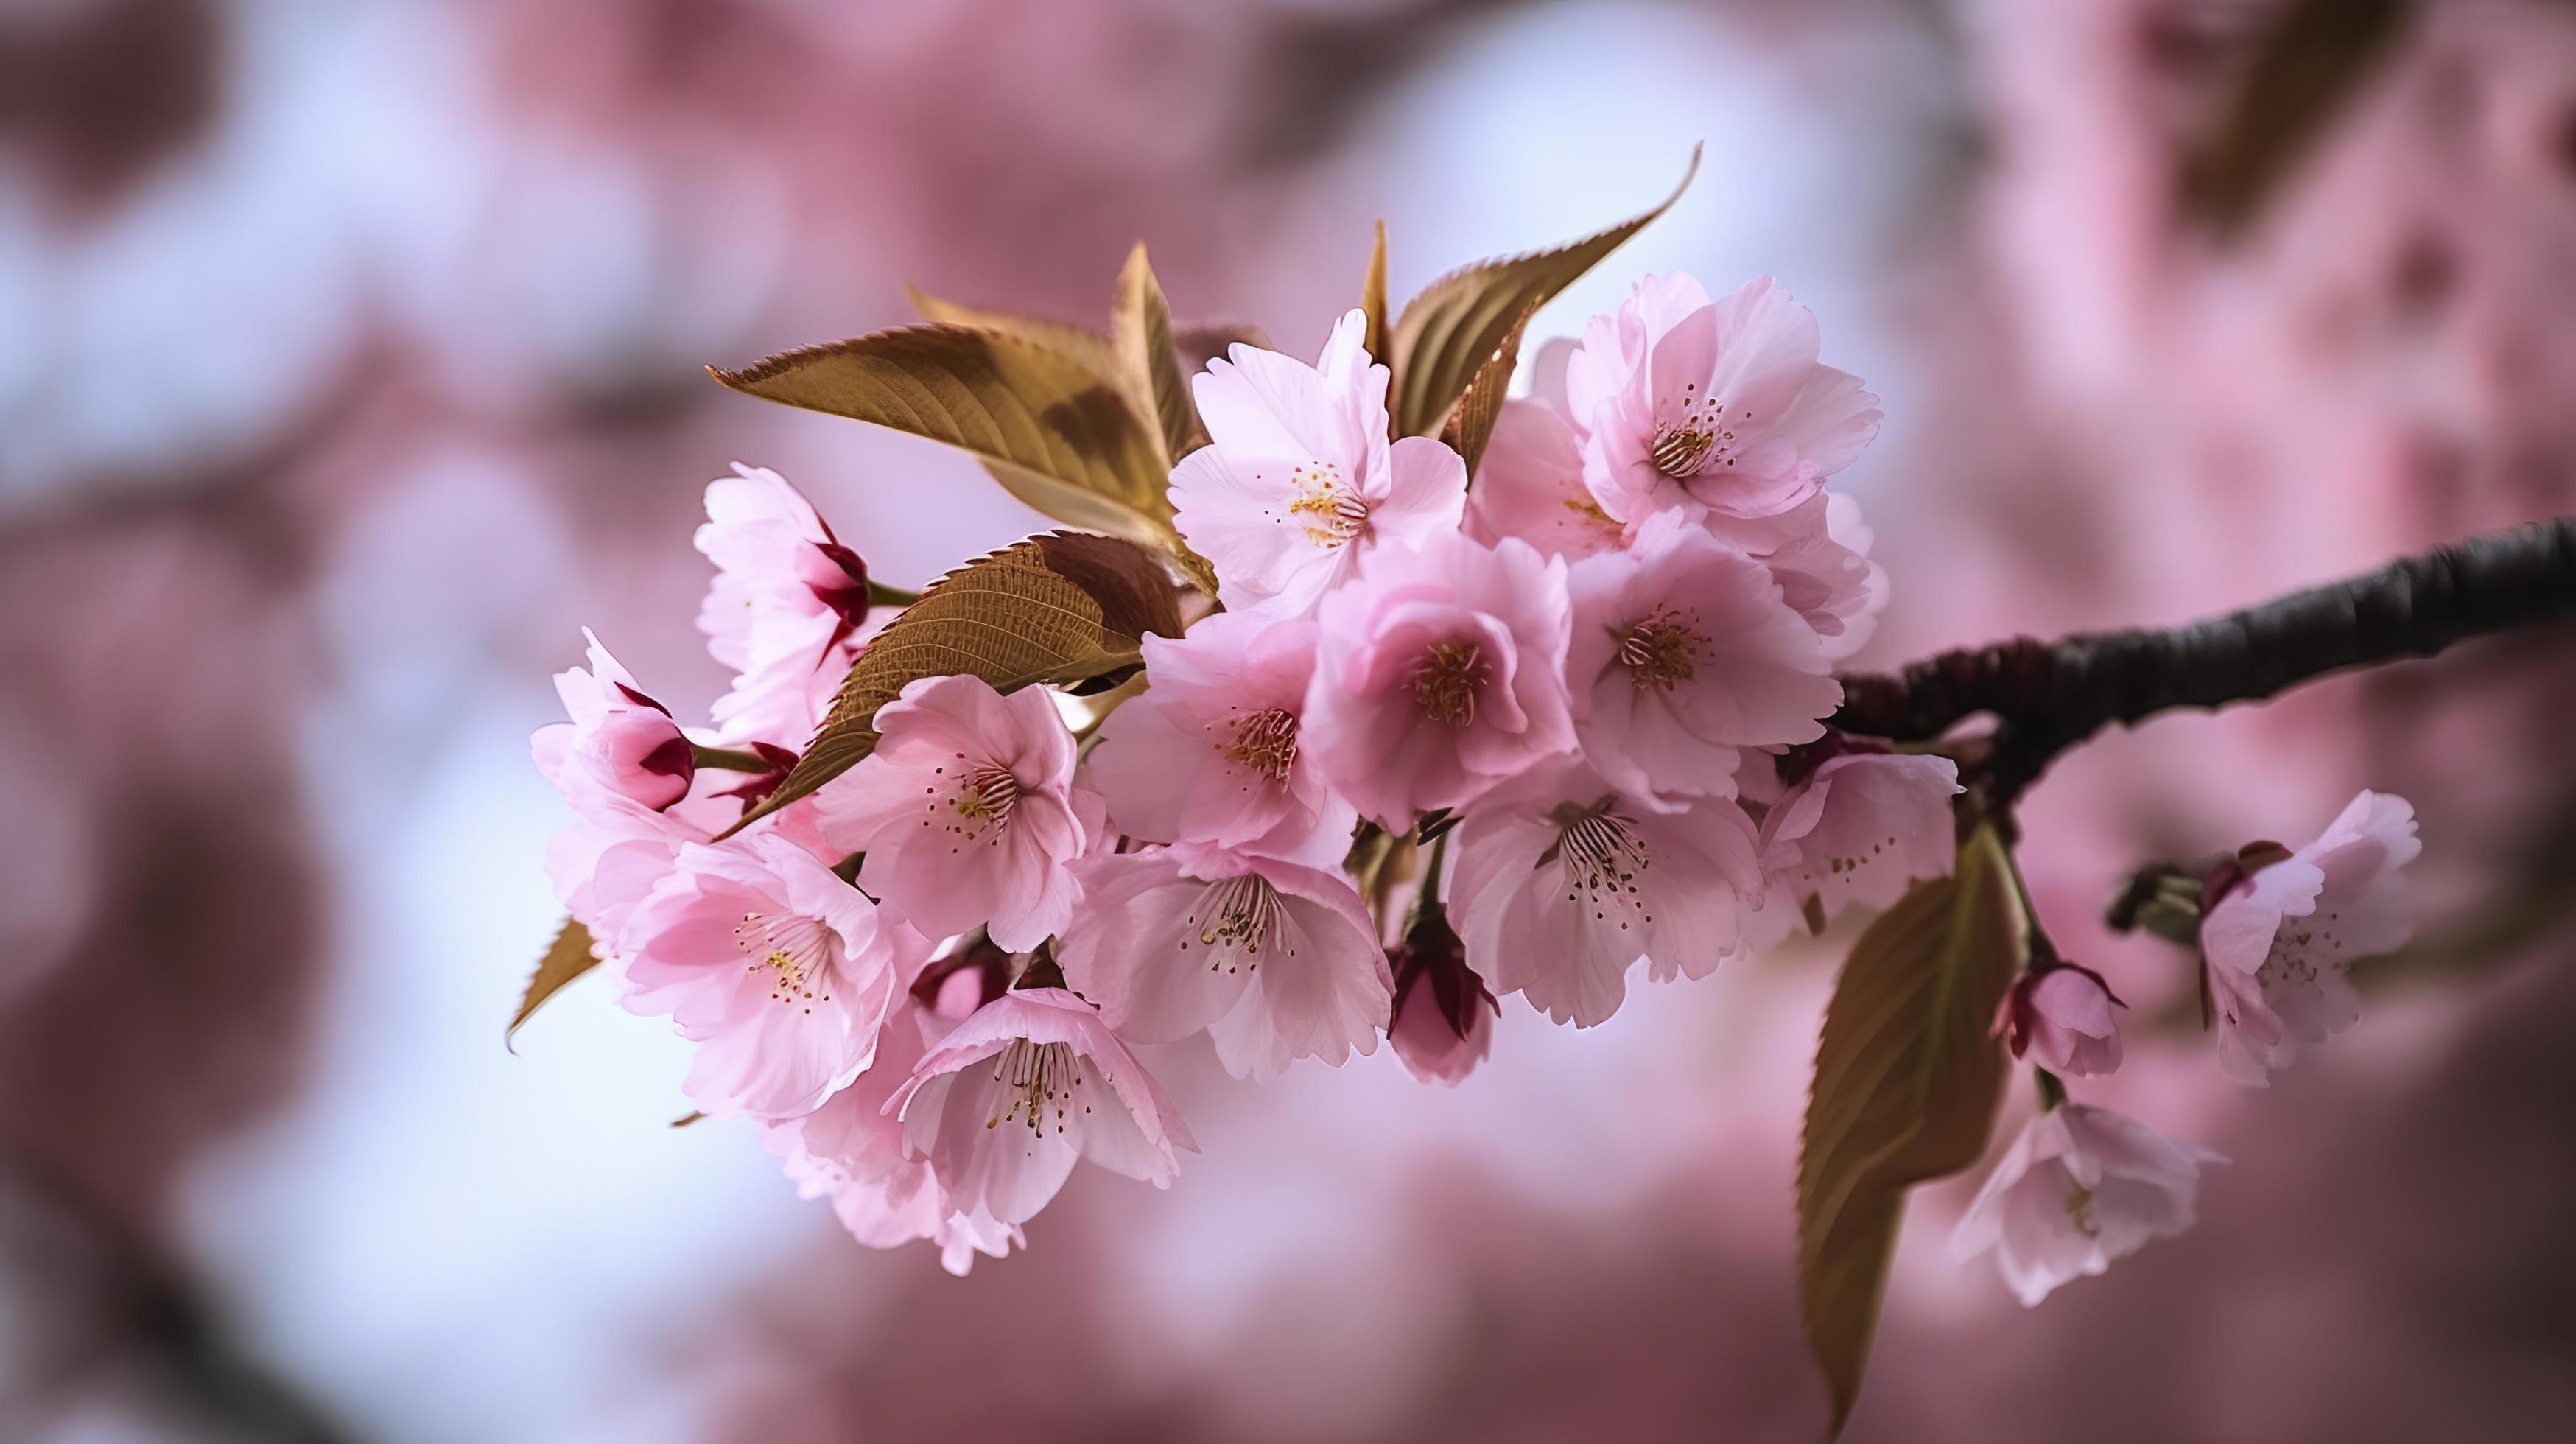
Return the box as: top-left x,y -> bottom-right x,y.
1543,802 -> 1654,930
1178,873 -> 1291,975
1618,606 -> 1707,690
1285,462 -> 1369,548
1411,641 -> 1489,728
1221,707 -> 1300,782
733,910 -> 838,1014
942,765 -> 1022,846
986,1039 -> 1084,1136
1651,384 -> 1741,478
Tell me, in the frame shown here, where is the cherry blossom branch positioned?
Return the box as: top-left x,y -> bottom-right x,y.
1831,517 -> 2576,805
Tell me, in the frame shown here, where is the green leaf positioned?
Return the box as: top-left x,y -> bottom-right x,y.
1386,144 -> 1699,438
902,283 -> 1125,381
726,531 -> 1185,833
1442,295 -> 1535,478
1113,242 -> 1205,463
710,324 -> 1177,550
1360,219 -> 1389,374
1796,823 -> 2025,1437
509,917 -> 597,1048
2177,0 -> 2413,235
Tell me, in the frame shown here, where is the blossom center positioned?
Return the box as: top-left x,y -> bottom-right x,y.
2063,1182 -> 2102,1239
2257,906 -> 2343,989
1650,384 -> 1743,478
985,1039 -> 1087,1136
1618,606 -> 1708,690
1221,707 -> 1300,782
733,910 -> 838,1013
1179,873 -> 1291,974
1542,802 -> 1654,930
1411,641 -> 1489,728
934,763 -> 1022,846
1285,462 -> 1369,548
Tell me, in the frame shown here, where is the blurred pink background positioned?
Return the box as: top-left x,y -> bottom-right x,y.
4,1 -> 2573,1440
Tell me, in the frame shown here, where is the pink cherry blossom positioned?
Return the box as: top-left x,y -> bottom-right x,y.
1758,751 -> 1962,922
759,998 -> 1019,1275
1566,508 -> 1842,803
1057,845 -> 1391,1080
1949,1104 -> 2225,1308
1169,309 -> 1467,617
1461,399 -> 1626,562
1450,760 -> 1768,1028
1307,532 -> 1577,824
1998,963 -> 2126,1078
1560,273 -> 1881,524
1386,911 -> 1495,1086
886,988 -> 1197,1227
815,674 -> 1102,952
1706,492 -> 1888,661
618,833 -> 933,1119
533,635 -> 731,964
1081,611 -> 1355,868
2202,791 -> 2419,1085
695,463 -> 884,748
531,628 -> 695,812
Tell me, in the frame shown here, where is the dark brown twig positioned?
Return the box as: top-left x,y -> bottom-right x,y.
1832,517 -> 2576,805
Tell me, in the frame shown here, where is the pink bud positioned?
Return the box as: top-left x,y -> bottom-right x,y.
1387,913 -> 1496,1086
1996,962 -> 2124,1077
795,539 -> 874,639
586,710 -> 693,811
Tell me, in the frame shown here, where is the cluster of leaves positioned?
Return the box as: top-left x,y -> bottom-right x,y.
517,141 -> 2040,1437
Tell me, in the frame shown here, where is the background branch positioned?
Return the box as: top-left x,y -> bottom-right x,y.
1832,517 -> 2576,802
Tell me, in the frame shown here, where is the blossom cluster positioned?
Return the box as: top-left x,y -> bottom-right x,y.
530,265 -> 2423,1312
534,274 -> 1968,1270
1950,789 -> 2418,1305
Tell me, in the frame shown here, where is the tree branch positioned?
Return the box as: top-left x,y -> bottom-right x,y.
1832,517 -> 2576,802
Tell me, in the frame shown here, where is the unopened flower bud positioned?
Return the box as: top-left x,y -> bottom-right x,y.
1996,961 -> 2125,1077
1388,909 -> 1495,1086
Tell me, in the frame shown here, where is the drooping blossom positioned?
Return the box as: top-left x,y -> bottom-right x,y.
1386,908 -> 1496,1085
760,996 -> 1019,1275
2201,791 -> 2419,1085
532,628 -> 695,812
1058,845 -> 1391,1080
1169,309 -> 1467,617
1560,273 -> 1882,524
1758,750 -> 1962,922
1998,963 -> 2126,1078
888,988 -> 1196,1227
1307,532 -> 1576,824
816,674 -> 1102,952
619,833 -> 933,1119
1566,508 -> 1842,803
1950,1104 -> 2225,1307
1462,399 -> 1626,562
1450,759 -> 1767,1028
1082,611 -> 1355,869
696,463 -> 884,748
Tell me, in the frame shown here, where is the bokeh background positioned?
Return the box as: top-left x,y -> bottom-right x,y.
4,1 -> 2575,1440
